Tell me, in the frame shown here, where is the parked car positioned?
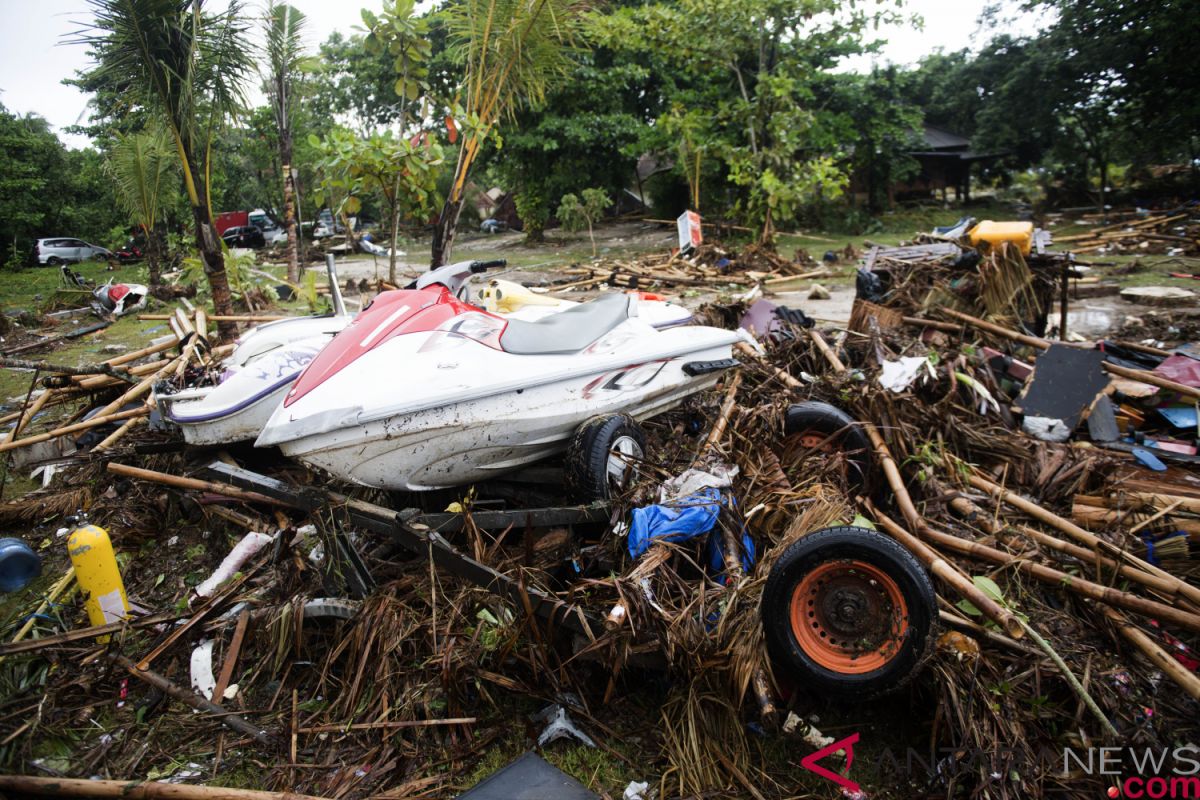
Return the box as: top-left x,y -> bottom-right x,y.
32,238 -> 113,266
221,226 -> 266,249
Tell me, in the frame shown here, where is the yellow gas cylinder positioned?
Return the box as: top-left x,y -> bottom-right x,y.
967,220 -> 1034,255
67,523 -> 128,632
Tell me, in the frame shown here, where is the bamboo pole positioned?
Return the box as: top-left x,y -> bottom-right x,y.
107,462 -> 295,508
0,776 -> 329,800
101,336 -> 179,368
4,389 -> 51,443
298,718 -> 477,734
0,355 -> 136,385
808,329 -> 845,372
872,508 -> 1200,634
0,407 -> 147,454
77,358 -> 172,389
701,371 -> 742,452
967,472 -> 1200,608
1101,606 -> 1200,701
92,415 -> 146,452
948,495 -> 1183,602
862,500 -> 1022,637
91,356 -> 182,420
0,568 -> 75,666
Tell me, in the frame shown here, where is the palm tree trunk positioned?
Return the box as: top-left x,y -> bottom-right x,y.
431,198 -> 465,268
280,132 -> 299,283
145,224 -> 160,288
188,165 -> 236,341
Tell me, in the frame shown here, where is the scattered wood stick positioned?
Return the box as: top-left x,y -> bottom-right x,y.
0,610 -> 181,657
138,314 -> 289,322
107,462 -> 296,508
113,654 -> 277,748
871,507 -> 1200,634
701,371 -> 742,452
4,389 -> 51,444
212,609 -> 250,703
940,306 -> 1200,400
863,500 -> 1023,638
0,407 -> 147,454
1017,617 -> 1119,736
0,568 -> 75,665
1102,606 -> 1200,702
0,775 -> 330,800
92,415 -> 146,452
0,355 -> 136,385
102,336 -> 180,368
297,717 -> 476,734
808,329 -> 845,372
967,472 -> 1200,608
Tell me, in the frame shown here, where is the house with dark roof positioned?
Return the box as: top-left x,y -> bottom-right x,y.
902,124 -> 1009,202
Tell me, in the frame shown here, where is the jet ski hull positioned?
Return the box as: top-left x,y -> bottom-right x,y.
269,339 -> 736,490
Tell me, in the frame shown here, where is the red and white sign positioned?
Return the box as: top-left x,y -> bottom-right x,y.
677,210 -> 702,252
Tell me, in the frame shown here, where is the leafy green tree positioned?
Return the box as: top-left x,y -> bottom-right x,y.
75,0 -> 255,340
593,0 -> 898,243
486,54 -> 649,241
310,32 -> 410,130
106,126 -> 176,286
556,188 -> 610,256
0,107 -> 67,265
828,68 -> 922,212
310,127 -> 443,284
430,0 -> 588,266
263,3 -> 313,282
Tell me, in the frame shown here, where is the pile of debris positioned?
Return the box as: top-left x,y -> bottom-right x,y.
552,241 -> 836,294
0,243 -> 1197,799
1054,210 -> 1199,257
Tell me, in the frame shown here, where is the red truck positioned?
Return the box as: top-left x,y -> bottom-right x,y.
215,211 -> 249,235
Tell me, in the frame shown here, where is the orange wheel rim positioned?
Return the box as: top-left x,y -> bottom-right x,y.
790,429 -> 835,453
789,559 -> 909,674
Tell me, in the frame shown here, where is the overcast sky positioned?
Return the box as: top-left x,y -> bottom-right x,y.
0,0 -> 1041,150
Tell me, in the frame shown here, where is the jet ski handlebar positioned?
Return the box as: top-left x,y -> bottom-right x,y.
411,259 -> 508,295
470,259 -> 507,273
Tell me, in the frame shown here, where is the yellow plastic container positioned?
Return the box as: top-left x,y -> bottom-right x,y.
967,220 -> 1034,255
478,279 -> 561,314
67,524 -> 128,633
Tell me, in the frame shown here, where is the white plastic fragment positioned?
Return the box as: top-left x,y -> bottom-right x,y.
623,780 -> 650,800
189,640 -> 216,700
1021,415 -> 1072,442
879,356 -> 933,393
193,531 -> 273,600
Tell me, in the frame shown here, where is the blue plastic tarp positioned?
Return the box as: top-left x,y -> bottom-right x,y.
627,487 -> 754,577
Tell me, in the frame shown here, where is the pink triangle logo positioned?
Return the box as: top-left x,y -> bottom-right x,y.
799,732 -> 861,793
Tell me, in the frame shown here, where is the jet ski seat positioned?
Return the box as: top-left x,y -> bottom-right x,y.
500,293 -> 633,355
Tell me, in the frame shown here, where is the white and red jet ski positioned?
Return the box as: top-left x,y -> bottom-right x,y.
256,261 -> 749,490
158,260 -> 693,446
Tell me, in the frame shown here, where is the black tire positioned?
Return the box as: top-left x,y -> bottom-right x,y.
783,401 -> 873,490
761,526 -> 936,700
565,413 -> 646,501
46,257 -> 62,266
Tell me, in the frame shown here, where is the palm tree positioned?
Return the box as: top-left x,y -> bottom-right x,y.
106,126 -> 174,288
264,2 -> 307,284
430,0 -> 586,267
74,0 -> 254,341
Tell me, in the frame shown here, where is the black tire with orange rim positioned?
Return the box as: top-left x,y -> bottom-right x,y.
762,526 -> 936,699
783,402 -> 873,491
